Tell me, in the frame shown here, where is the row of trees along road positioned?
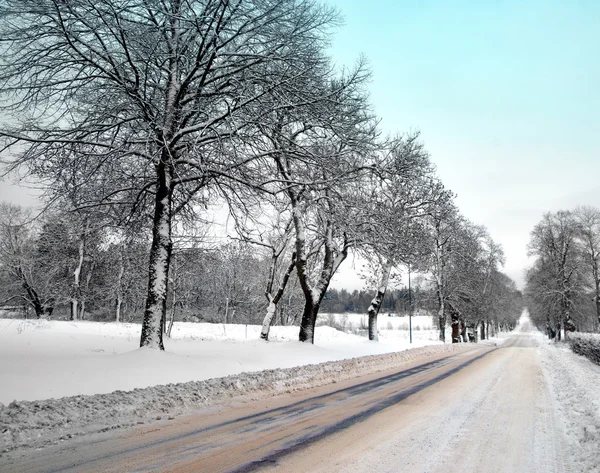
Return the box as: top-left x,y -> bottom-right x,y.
525,207 -> 600,340
0,0 -> 522,349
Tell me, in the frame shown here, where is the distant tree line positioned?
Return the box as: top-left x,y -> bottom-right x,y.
525,207 -> 600,340
0,208 -> 303,328
320,288 -> 424,315
0,0 -> 522,348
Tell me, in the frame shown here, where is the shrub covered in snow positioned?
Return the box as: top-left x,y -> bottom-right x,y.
567,332 -> 600,366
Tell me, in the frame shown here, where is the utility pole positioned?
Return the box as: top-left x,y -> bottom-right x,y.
408,264 -> 413,344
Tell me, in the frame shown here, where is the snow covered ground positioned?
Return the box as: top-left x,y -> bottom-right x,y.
537,332 -> 600,473
0,315 -> 440,404
1,341 -> 473,455
6,311 -> 599,472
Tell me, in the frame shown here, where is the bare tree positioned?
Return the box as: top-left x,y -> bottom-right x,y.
260,246 -> 296,340
423,202 -> 461,342
230,205 -> 297,340
574,206 -> 600,327
444,223 -> 500,343
0,0 -> 341,349
527,211 -> 581,340
105,228 -> 150,323
0,203 -> 54,317
357,134 -> 450,341
237,51 -> 379,343
473,235 -> 506,340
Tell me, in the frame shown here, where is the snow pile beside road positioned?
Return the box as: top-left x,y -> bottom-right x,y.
0,343 -> 476,454
540,339 -> 600,473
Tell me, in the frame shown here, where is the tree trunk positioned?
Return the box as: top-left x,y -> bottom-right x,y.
71,222 -> 87,321
367,261 -> 392,342
469,323 -> 478,343
290,192 -> 348,344
450,305 -> 460,343
115,248 -> 125,323
261,299 -> 277,340
260,252 -> 296,341
299,298 -> 322,343
115,297 -> 122,323
140,160 -> 173,350
70,300 -> 77,321
18,272 -> 51,319
434,231 -> 446,343
596,283 -> 600,328
31,298 -> 45,319
367,295 -> 382,341
167,291 -> 176,338
480,321 -> 486,340
437,292 -> 446,342
79,259 -> 94,321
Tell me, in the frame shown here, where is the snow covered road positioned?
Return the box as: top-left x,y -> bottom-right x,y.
2,321 -> 575,473
267,325 -> 571,473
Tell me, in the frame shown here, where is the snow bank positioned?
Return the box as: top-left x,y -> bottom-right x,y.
0,343 -> 475,454
539,337 -> 600,473
0,318 -> 441,404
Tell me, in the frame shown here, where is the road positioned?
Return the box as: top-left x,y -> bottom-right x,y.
2,322 -> 569,473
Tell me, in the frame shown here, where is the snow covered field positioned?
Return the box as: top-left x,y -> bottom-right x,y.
0,315 -> 439,404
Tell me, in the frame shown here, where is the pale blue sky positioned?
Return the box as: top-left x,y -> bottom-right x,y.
329,0 -> 600,289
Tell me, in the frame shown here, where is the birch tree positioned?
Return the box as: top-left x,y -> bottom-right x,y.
0,0 -> 340,349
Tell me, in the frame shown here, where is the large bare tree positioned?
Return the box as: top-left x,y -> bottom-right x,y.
0,0 -> 340,349
527,211 -> 581,340
260,90 -> 378,342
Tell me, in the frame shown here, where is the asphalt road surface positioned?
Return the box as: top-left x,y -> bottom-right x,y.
3,322 -> 568,472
